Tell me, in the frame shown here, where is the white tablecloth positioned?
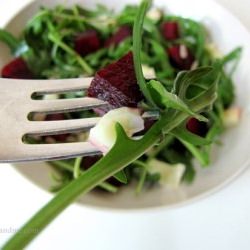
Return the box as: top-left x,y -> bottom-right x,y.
0,1 -> 250,249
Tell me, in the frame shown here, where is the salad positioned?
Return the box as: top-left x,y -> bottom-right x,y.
0,0 -> 241,193
0,0 -> 241,248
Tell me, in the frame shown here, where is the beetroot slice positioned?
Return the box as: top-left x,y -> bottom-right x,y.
105,25 -> 132,47
88,52 -> 143,110
1,57 -> 33,79
161,21 -> 180,41
74,30 -> 101,56
167,45 -> 195,70
186,118 -> 208,137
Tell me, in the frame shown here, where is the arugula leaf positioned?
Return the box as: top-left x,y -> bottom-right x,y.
117,5 -> 138,25
171,127 -> 211,146
77,4 -> 113,18
216,47 -> 242,108
218,73 -> 234,108
222,47 -> 243,69
0,29 -> 29,57
24,9 -> 51,50
23,50 -> 51,77
173,67 -> 213,99
0,29 -> 21,53
148,39 -> 174,78
132,160 -> 148,194
114,170 -> 128,184
147,79 -> 208,122
133,0 -> 156,106
49,160 -> 118,193
47,26 -> 94,75
179,139 -> 209,166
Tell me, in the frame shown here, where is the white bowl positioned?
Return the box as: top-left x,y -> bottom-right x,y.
1,0 -> 250,210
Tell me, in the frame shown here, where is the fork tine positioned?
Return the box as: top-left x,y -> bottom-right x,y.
30,97 -> 108,114
26,111 -> 158,136
26,117 -> 100,136
9,142 -> 101,162
29,78 -> 93,95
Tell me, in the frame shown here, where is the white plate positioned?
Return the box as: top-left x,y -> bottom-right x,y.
1,0 -> 250,210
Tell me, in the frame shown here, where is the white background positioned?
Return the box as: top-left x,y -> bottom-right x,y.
1,0 -> 250,249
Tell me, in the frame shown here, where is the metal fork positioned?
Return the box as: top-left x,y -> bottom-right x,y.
0,77 -> 154,163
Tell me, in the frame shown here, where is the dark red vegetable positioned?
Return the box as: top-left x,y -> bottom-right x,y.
105,25 -> 132,47
88,52 -> 143,111
1,57 -> 33,79
81,155 -> 102,170
46,114 -> 65,121
161,21 -> 180,41
74,30 -> 101,56
186,118 -> 208,137
167,45 -> 195,70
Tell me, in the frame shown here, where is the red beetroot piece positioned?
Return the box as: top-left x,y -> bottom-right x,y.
186,118 -> 208,137
74,30 -> 101,56
46,113 -> 65,121
161,21 -> 180,41
88,52 -> 143,110
105,25 -> 132,47
45,114 -> 69,142
1,57 -> 33,79
81,155 -> 102,170
167,45 -> 195,70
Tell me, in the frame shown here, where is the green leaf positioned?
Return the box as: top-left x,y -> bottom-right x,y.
0,29 -> 21,54
23,50 -> 51,77
114,170 -> 128,184
173,67 -> 213,99
49,160 -> 118,193
133,160 -> 148,194
216,47 -> 242,108
218,73 -> 234,108
222,47 -> 242,67
48,31 -> 94,75
171,127 -> 211,146
179,139 -> 209,166
133,0 -> 156,107
148,80 -> 208,122
148,39 -> 174,78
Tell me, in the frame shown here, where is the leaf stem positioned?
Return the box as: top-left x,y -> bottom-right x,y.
53,12 -> 88,22
179,139 -> 209,166
147,134 -> 174,159
134,160 -> 148,194
73,157 -> 82,179
0,29 -> 20,53
50,161 -> 117,193
133,0 -> 156,106
48,33 -> 94,75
